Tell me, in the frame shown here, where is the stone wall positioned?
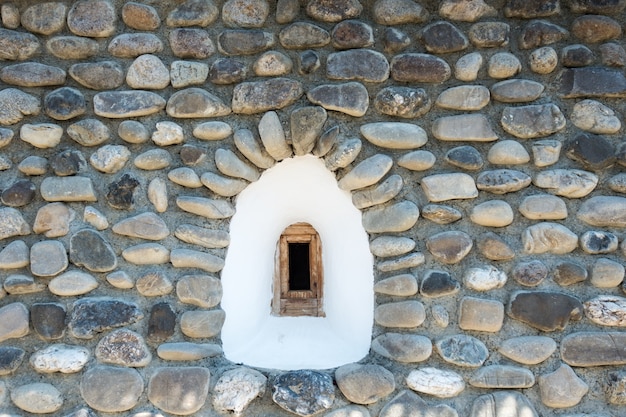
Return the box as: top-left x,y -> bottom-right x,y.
1,0 -> 626,415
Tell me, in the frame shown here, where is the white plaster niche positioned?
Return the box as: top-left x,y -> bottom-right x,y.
221,155 -> 374,369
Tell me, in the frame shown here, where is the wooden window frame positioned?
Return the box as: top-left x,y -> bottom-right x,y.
272,222 -> 325,317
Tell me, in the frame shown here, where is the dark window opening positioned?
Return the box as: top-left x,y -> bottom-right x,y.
288,242 -> 311,290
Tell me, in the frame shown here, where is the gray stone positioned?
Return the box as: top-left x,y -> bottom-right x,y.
80,366 -> 143,412
374,0 -> 428,24
234,129 -> 275,168
0,29 -> 40,61
46,36 -> 99,60
375,301 -> 426,328
1,3 -> 19,28
200,172 -> 248,197
136,270 -> 173,296
166,0 -> 218,27
459,297 -> 504,332
18,155 -> 47,175
591,258 -> 624,287
505,0 -> 560,17
380,390 -> 458,417
147,302 -> 175,342
31,303 -> 66,340
512,260 -> 548,287
122,243 -> 169,265
570,0 -> 626,13
331,20 -> 373,49
30,344 -> 89,374
233,78 -> 302,114
455,52 -> 483,81
501,103 -> 566,138
213,367 -> 266,413
436,334 -> 488,367
177,275 -> 222,308
432,305 -> 450,328
171,61 -> 208,88
67,0 -> 116,37
0,127 -> 13,148
108,33 -> 163,58
171,248 -> 224,273
1,180 -> 35,207
426,231 -> 472,264
470,391 -> 538,417
377,252 -> 425,272
336,364 -> 394,405
601,41 -> 626,66
96,329 -> 151,367
167,88 -> 230,118
407,368 -> 465,398
169,28 -> 215,59
436,85 -> 489,110
327,49 -> 389,82
361,122 -> 427,149
90,145 -> 132,174
112,212 -> 170,241
421,204 -> 462,224
584,295 -> 626,326
68,119 -> 111,147
324,139 -> 361,171
522,223 -> 578,254
477,169 -> 531,194
339,154 -> 392,191
539,364 -> 588,408
11,383 -> 63,414
127,54 -> 170,89
119,120 -> 149,144
215,148 -> 259,182
0,88 -> 40,125
391,53 -> 451,83
306,0 -> 362,21
70,229 -> 117,273
209,58 -> 248,84
69,298 -> 143,339
49,271 -> 98,296
371,333 -> 431,363
421,173 -> 478,201
578,196 -> 626,227
168,167 -> 202,188
561,44 -> 595,67
491,79 -> 545,102
508,291 -> 583,331
122,2 -> 160,30
258,111 -> 291,160
157,342 -> 221,361
134,149 -> 173,170
299,49 -> 321,74
21,3 -> 66,34
566,132 -> 615,170
0,63 -> 65,87
559,67 -> 626,98
562,332 -> 626,366
519,194 -> 567,219
488,52 -> 521,78
0,303 -> 29,342
362,201 -> 419,233
370,237 -> 415,258
0,240 -> 28,269
469,21 -> 510,47
308,82 -> 369,117
420,21 -> 469,54
398,150 -> 436,171
499,336 -> 556,365
0,347 -> 25,375
530,46 -> 559,74
278,22 -> 330,49
219,29 -> 274,55
193,121 -> 232,141
276,0 -> 299,24
535,169 -> 598,198
44,87 -> 85,120
374,87 -> 431,118
273,370 -> 334,416
4,274 -> 44,295
607,370 -> 626,404
554,261 -> 588,286
348,166 -> 400,204
464,266 -> 507,291
30,240 -> 68,277
421,270 -> 461,297
94,90 -> 166,118
439,0 -> 496,21
580,231 -> 618,254
325,405 -> 371,417
223,0 -> 269,28
181,310 -> 225,338
291,106 -> 327,156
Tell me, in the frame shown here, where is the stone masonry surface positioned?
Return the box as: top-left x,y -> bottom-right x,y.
3,0 -> 626,415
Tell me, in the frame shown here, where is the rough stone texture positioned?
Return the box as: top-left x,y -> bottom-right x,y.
436,334 -> 489,367
371,333 -> 431,363
406,368 -> 465,398
213,367 -> 266,413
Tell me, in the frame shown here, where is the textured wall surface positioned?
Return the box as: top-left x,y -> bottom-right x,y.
1,0 -> 626,416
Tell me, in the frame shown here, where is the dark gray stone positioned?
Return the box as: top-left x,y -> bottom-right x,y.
31,303 -> 66,340
570,0 -> 626,14
580,230 -> 618,254
148,302 -> 176,342
44,87 -> 85,120
420,21 -> 469,54
166,88 -> 230,118
561,332 -> 626,366
69,61 -> 125,90
505,0 -> 560,18
420,270 -> 460,297
169,28 -> 215,59
331,20 -> 373,49
306,0 -> 362,22
559,67 -> 626,98
554,261 -> 588,286
70,229 -> 118,272
436,334 -> 489,367
273,370 -> 334,416
508,291 -> 583,331
307,82 -> 369,117
383,28 -> 410,53
519,20 -> 569,50
512,260 -> 548,287
426,231 -> 473,264
0,346 -> 25,375
374,87 -> 431,118
299,50 -> 321,74
95,91 -> 166,118
209,58 -> 248,84
50,150 -> 86,176
477,232 -> 515,261
1,180 -> 36,207
572,15 -> 621,43
180,145 -> 207,166
565,132 -> 615,170
391,53 -> 451,83
445,146 -> 484,170
327,49 -> 389,82
0,29 -> 40,60
562,44 -> 595,67
601,42 -> 626,66
469,22 -> 510,48
166,0 -> 218,27
218,30 -> 274,55
106,174 -> 140,210
69,297 -> 143,339
476,169 -> 531,194
232,78 -> 303,114
0,63 -> 65,87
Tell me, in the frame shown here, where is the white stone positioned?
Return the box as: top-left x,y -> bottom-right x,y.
200,171 -> 248,197
464,266 -> 507,291
455,52 -> 483,81
126,54 -> 170,89
532,140 -> 561,167
170,60 -> 208,88
488,52 -> 521,79
83,206 -> 109,230
148,177 -> 168,213
338,154 -> 393,191
436,85 -> 490,110
89,144 -> 131,173
30,344 -> 89,373
48,271 -> 98,296
157,342 -> 222,360
176,196 -> 235,219
530,46 -> 558,74
470,200 -> 513,227
522,222 -> 578,254
234,128 -> 275,169
585,295 -> 626,326
534,169 -> 598,198
421,173 -> 478,202
20,123 -> 63,148
488,140 -> 529,164
406,368 -> 465,398
152,121 -> 183,146
193,121 -> 233,140
213,367 -> 267,414
171,248 -> 224,273
370,236 -> 416,258
106,270 -> 134,289
571,99 -> 621,134
10,383 -> 63,414
591,258 -> 624,288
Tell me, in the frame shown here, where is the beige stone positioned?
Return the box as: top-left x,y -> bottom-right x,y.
181,310 -> 225,338
459,297 -> 504,332
470,200 -> 513,227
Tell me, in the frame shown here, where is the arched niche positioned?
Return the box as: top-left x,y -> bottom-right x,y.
221,155 -> 374,370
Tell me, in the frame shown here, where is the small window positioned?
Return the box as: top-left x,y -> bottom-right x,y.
272,223 -> 324,317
